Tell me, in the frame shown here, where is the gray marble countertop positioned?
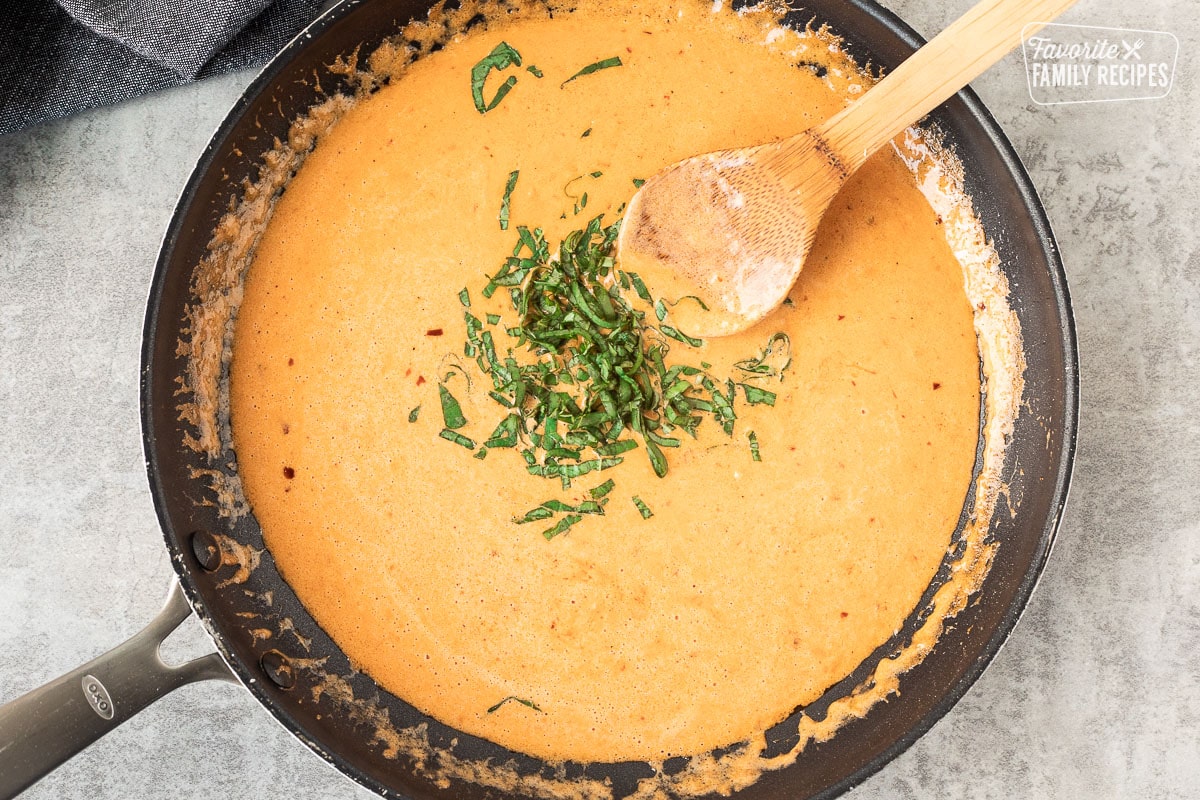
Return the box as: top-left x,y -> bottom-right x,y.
2,1 -> 1197,798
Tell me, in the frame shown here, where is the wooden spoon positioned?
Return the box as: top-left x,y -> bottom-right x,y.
618,0 -> 1078,337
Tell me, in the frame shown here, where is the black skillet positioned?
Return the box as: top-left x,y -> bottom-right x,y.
0,0 -> 1077,797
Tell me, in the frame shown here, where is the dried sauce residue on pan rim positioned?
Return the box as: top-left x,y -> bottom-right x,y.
173,0 -> 1024,797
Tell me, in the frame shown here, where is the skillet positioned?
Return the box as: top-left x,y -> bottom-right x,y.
0,0 -> 1077,797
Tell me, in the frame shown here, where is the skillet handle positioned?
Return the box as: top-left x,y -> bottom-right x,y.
0,581 -> 236,799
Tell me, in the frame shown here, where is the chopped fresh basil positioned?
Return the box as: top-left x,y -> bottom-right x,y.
512,505 -> 554,524
749,430 -> 761,462
408,405 -> 420,423
660,325 -> 703,348
734,333 -> 792,382
626,271 -> 652,302
664,295 -> 710,313
487,696 -> 543,713
439,383 -> 467,429
484,414 -> 520,448
632,496 -> 653,519
499,170 -> 519,230
445,211 -> 787,532
543,513 -> 584,540
739,384 -> 777,406
439,429 -> 476,449
561,56 -> 623,86
471,42 -> 523,114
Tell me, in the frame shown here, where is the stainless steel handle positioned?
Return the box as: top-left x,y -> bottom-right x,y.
0,580 -> 237,798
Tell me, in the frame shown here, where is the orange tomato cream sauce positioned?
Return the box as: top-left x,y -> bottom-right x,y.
212,0 -> 1023,789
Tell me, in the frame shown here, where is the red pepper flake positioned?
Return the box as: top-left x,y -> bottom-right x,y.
837,314 -> 845,320
416,375 -> 426,386
932,382 -> 942,390
283,466 -> 295,479
287,357 -> 294,366
281,423 -> 290,435
840,611 -> 849,618
426,328 -> 444,336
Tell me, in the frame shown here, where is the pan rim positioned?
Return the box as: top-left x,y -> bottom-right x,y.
140,0 -> 1079,797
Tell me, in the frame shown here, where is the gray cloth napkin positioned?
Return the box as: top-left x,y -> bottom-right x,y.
0,0 -> 329,136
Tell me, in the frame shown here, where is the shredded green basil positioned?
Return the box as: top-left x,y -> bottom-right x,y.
561,56 -> 623,86
439,429 -> 476,449
499,170 -> 519,230
439,383 -> 467,429
660,325 -> 703,348
434,208 -> 789,539
487,696 -> 543,713
471,42 -> 523,114
632,496 -> 653,519
734,332 -> 792,382
543,513 -> 584,540
739,384 -> 777,406
513,499 -> 605,525
460,213 -> 793,485
408,405 -> 420,423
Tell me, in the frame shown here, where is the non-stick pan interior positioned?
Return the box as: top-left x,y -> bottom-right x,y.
142,1 -> 1077,798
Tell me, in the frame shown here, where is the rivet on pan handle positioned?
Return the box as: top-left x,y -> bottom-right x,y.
0,581 -> 236,799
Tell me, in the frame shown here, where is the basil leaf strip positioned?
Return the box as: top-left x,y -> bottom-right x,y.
487,696 -> 543,713
561,56 -> 623,86
739,384 -> 777,406
439,429 -> 476,449
632,496 -> 653,519
499,170 -> 519,230
543,514 -> 584,540
471,42 -> 523,114
439,383 -> 467,429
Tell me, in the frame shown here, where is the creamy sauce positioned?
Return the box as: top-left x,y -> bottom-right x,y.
229,0 -> 990,771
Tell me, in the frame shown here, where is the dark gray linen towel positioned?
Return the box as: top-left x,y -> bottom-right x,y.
0,0 -> 329,136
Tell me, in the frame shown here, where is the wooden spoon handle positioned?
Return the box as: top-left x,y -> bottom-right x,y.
816,0 -> 1078,173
